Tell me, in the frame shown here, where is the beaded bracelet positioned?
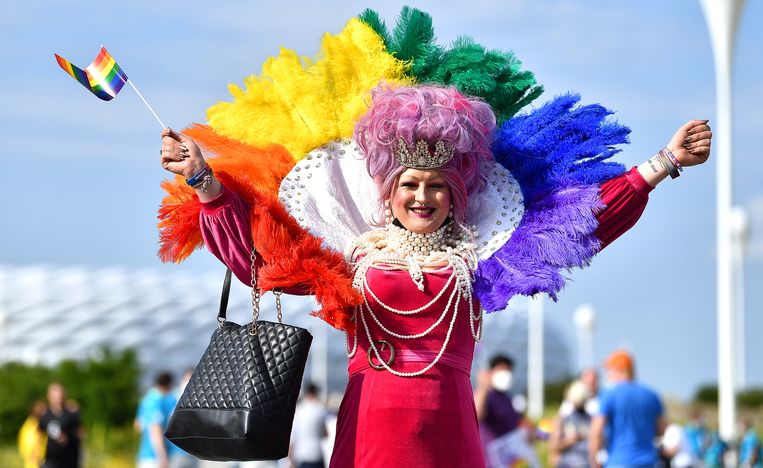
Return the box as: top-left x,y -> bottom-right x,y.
186,163 -> 212,186
193,171 -> 215,193
662,147 -> 683,173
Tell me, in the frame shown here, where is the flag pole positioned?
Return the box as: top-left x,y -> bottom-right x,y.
127,79 -> 166,129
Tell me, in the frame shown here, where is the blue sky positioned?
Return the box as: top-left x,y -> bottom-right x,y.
1,0 -> 761,400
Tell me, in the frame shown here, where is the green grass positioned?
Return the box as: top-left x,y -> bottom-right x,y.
2,424 -> 137,468
1,444 -> 134,468
0,445 -> 22,468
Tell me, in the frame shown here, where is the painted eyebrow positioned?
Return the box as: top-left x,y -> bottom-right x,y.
399,176 -> 446,184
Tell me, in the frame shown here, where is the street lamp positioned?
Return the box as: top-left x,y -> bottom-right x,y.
699,0 -> 747,442
573,304 -> 596,370
527,295 -> 545,420
730,206 -> 750,390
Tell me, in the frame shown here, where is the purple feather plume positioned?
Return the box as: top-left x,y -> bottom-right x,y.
475,93 -> 630,312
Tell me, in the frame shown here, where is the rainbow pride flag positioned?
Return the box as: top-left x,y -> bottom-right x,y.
55,47 -> 128,101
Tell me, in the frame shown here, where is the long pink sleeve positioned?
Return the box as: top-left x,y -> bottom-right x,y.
200,168 -> 652,286
199,186 -> 260,286
594,166 -> 653,250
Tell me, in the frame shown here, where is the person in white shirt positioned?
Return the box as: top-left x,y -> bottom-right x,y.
290,384 -> 328,468
661,423 -> 701,468
559,367 -> 599,418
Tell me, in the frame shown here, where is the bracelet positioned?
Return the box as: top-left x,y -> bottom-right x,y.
660,149 -> 681,178
657,150 -> 680,180
186,163 -> 212,186
657,151 -> 679,179
193,171 -> 215,193
662,147 -> 683,172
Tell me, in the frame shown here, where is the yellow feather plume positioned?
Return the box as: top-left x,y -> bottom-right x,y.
206,18 -> 411,160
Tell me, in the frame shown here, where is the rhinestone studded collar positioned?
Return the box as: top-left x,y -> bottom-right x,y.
277,138 -> 525,261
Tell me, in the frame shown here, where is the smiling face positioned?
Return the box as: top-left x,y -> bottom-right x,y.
389,168 -> 452,234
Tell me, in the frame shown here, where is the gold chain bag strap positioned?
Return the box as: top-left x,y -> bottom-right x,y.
165,248 -> 313,461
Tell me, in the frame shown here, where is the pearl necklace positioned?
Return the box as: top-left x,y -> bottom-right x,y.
345,222 -> 483,377
351,222 -> 477,291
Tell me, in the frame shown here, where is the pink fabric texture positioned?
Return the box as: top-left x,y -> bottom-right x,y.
332,267 -> 484,467
197,168 -> 651,467
200,186 -> 302,295
595,167 -> 653,249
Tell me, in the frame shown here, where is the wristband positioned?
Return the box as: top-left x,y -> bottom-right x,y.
186,163 -> 212,186
657,150 -> 680,179
662,147 -> 683,172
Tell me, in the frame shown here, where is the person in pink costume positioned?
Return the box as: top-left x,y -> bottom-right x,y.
159,85 -> 711,467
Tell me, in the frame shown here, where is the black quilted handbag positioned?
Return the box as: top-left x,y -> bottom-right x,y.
165,251 -> 313,461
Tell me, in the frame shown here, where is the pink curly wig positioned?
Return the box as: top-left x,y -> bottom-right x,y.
354,84 -> 496,225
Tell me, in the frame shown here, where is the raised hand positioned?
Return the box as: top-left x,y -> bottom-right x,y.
667,119 -> 712,168
160,128 -> 206,179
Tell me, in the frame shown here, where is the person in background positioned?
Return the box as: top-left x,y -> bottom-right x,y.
702,431 -> 727,467
589,350 -> 665,468
135,372 -> 176,468
560,368 -> 600,419
322,392 -> 344,464
18,400 -> 47,468
660,422 -> 700,468
550,380 -> 592,467
39,383 -> 82,468
682,409 -> 709,462
739,418 -> 763,468
290,383 -> 328,468
174,368 -> 193,398
475,354 -> 538,468
169,369 -> 197,468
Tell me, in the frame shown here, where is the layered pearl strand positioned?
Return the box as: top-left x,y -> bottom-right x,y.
385,223 -> 451,256
346,222 -> 483,377
351,222 -> 476,291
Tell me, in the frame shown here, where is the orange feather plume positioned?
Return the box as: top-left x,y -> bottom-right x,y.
182,124 -> 294,195
157,124 -> 294,263
157,125 -> 360,332
216,170 -> 360,333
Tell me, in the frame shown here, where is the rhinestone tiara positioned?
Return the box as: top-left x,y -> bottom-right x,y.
395,137 -> 455,169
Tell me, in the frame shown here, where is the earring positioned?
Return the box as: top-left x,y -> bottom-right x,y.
384,200 -> 393,225
447,204 -> 454,219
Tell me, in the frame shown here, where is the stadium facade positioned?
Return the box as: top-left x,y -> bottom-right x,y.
0,264 -> 573,393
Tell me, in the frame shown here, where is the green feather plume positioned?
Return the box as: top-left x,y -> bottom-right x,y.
358,7 -> 544,122
389,7 -> 439,73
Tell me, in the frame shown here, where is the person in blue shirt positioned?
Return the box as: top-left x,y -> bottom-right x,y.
168,369 -> 197,468
683,409 -> 709,461
739,419 -> 763,468
702,431 -> 726,467
589,350 -> 666,468
135,372 -> 176,468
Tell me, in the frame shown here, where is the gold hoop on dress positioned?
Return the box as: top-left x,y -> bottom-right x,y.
367,340 -> 396,370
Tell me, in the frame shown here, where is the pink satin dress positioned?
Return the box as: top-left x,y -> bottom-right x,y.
331,266 -> 484,466
198,167 -> 653,468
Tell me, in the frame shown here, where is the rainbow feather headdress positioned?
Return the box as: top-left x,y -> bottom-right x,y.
158,7 -> 630,332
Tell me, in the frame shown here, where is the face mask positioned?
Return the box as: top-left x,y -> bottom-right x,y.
491,370 -> 513,392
